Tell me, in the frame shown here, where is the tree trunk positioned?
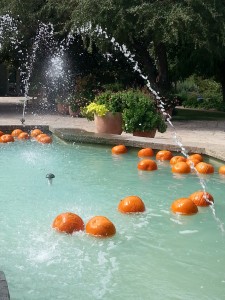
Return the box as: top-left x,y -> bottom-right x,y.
133,42 -> 158,91
155,42 -> 171,94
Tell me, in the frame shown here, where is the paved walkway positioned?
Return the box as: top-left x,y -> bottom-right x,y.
0,97 -> 225,160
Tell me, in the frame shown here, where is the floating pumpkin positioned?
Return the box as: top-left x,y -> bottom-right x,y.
186,158 -> 201,167
137,159 -> 157,171
171,198 -> 198,215
0,130 -> 4,137
170,156 -> 187,165
195,162 -> 214,174
0,134 -> 14,143
189,191 -> 214,206
36,134 -> 48,141
118,195 -> 145,214
38,135 -> 52,144
31,129 -> 43,138
172,162 -> 191,174
52,212 -> 84,234
156,150 -> 173,161
111,144 -> 127,155
188,153 -> 203,162
18,132 -> 29,140
11,129 -> 23,137
86,216 -> 116,238
138,148 -> 154,158
218,166 -> 225,175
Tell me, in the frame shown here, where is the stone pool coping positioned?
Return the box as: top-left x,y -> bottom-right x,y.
0,272 -> 10,300
50,127 -> 225,162
0,123 -> 224,161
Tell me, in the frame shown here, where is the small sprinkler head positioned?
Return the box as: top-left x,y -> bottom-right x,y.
46,173 -> 55,185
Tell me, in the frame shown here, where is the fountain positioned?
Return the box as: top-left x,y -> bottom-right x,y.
0,15 -> 225,300
46,173 -> 55,185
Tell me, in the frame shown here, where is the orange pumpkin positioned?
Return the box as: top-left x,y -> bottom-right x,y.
172,162 -> 191,174
218,166 -> 225,175
36,134 -> 48,141
186,158 -> 201,167
171,198 -> 198,215
11,129 -> 23,137
170,156 -> 187,165
38,135 -> 52,144
0,134 -> 14,143
118,195 -> 145,214
0,130 -> 4,137
156,150 -> 173,161
31,129 -> 43,138
189,191 -> 214,207
111,144 -> 127,155
52,212 -> 84,234
18,132 -> 29,140
195,162 -> 214,174
86,216 -> 116,238
188,153 -> 203,162
138,148 -> 154,158
137,159 -> 157,171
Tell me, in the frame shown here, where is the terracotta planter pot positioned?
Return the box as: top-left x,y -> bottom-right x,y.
94,112 -> 123,135
57,103 -> 69,115
133,129 -> 156,138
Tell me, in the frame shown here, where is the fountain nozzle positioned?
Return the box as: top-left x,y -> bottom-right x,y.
46,173 -> 55,185
20,118 -> 25,125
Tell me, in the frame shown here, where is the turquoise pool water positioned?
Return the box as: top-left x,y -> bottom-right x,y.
0,140 -> 225,300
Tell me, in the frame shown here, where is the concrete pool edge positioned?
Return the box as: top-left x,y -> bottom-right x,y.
0,272 -> 10,300
0,124 -> 223,161
49,126 -> 225,162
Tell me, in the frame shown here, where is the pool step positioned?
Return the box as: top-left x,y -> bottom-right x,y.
0,271 -> 10,300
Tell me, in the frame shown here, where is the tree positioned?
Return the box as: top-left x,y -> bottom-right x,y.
0,0 -> 225,101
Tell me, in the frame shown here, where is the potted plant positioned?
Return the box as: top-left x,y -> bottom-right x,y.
82,91 -> 124,134
121,90 -> 167,137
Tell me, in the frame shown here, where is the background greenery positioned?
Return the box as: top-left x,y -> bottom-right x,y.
0,0 -> 224,110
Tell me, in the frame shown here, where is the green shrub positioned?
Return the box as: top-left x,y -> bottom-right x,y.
121,90 -> 167,133
175,75 -> 224,111
95,91 -> 125,113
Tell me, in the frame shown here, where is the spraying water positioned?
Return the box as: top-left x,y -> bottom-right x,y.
20,23 -> 55,124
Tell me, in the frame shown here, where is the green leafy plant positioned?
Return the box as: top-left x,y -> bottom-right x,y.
95,91 -> 125,113
82,90 -> 125,120
82,102 -> 109,121
175,75 -> 224,111
121,90 -> 167,133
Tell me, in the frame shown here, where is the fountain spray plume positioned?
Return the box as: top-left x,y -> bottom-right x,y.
20,23 -> 56,124
44,49 -> 73,108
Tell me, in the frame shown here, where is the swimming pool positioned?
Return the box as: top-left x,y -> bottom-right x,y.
0,140 -> 225,299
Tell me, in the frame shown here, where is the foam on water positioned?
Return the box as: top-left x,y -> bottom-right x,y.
179,230 -> 199,234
